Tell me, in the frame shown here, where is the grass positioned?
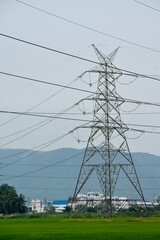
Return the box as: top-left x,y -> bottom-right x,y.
0,216 -> 160,239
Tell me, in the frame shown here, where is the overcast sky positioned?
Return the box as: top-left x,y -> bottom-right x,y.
0,0 -> 160,156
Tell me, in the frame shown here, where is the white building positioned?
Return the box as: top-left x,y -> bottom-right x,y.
31,199 -> 43,213
53,200 -> 68,213
75,191 -> 130,210
153,196 -> 160,205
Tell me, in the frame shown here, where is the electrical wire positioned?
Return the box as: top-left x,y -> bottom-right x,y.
0,109 -> 89,121
0,131 -> 70,171
0,118 -> 50,141
1,163 -> 81,167
2,186 -> 160,191
129,128 -> 160,135
1,64 -> 160,89
0,102 -> 160,151
2,107 -> 160,132
0,150 -> 84,182
133,0 -> 160,13
1,175 -> 76,179
123,98 -> 160,107
1,108 -> 160,138
120,112 -> 160,115
0,118 -> 91,167
0,118 -> 53,148
15,0 -> 160,54
0,71 -> 95,94
0,33 -> 160,83
1,70 -> 160,108
12,110 -> 160,116
120,104 -> 141,113
126,131 -> 144,140
0,33 -> 99,65
1,174 -> 160,180
117,76 -> 138,85
2,162 -> 160,167
0,76 -> 79,128
0,96 -> 92,148
0,149 -> 33,161
127,123 -> 160,129
0,75 -> 82,147
0,31 -> 160,84
0,95 -> 88,148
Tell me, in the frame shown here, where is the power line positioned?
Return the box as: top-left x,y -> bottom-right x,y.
0,125 -> 85,163
1,175 -> 75,179
1,108 -> 160,132
0,149 -> 32,161
15,187 -> 71,190
0,33 -> 99,65
123,98 -> 160,107
0,118 -> 50,141
15,0 -> 160,54
0,109 -> 89,122
0,34 -> 160,82
117,69 -> 160,83
0,102 -> 78,148
0,119 -> 53,149
121,111 -> 160,115
2,161 -> 160,168
0,70 -> 95,94
0,119 -> 90,166
0,97 -> 88,148
127,123 -> 160,129
133,0 -> 160,13
5,125 -> 160,182
0,132 -> 70,171
1,174 -> 160,180
1,71 -> 160,108
6,186 -> 160,191
0,76 -> 79,129
1,108 -> 160,135
1,163 -> 81,167
18,111 -> 160,116
128,128 -> 160,135
0,150 -> 84,182
0,78 -> 89,147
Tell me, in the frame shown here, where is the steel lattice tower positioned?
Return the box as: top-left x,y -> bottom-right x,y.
71,45 -> 145,216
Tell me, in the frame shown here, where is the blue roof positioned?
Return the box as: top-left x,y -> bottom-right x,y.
53,200 -> 68,205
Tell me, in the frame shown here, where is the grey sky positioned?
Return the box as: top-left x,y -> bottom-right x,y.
0,0 -> 160,155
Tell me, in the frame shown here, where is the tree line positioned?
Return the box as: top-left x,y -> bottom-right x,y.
0,184 -> 26,214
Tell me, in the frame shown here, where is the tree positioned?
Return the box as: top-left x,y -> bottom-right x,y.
47,205 -> 55,213
0,184 -> 27,214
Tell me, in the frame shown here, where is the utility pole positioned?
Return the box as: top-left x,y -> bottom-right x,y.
71,45 -> 145,216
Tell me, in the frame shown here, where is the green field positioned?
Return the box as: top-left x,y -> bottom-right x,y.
0,216 -> 160,240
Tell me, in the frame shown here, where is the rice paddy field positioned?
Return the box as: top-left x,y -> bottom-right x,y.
0,216 -> 160,240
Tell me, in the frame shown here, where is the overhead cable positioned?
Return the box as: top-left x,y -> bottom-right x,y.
0,33 -> 160,82
0,97 -> 88,148
0,71 -> 160,107
0,33 -> 99,65
0,108 -> 160,127
0,76 -> 79,129
15,0 -> 160,54
0,150 -> 84,182
0,70 -> 95,94
1,174 -> 160,180
133,0 -> 160,13
0,132 -> 70,171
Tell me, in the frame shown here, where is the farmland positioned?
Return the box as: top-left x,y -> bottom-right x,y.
0,216 -> 160,240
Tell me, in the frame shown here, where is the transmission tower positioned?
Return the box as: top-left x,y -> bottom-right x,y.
71,45 -> 145,216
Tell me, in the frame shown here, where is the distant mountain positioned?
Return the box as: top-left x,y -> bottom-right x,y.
0,148 -> 160,202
